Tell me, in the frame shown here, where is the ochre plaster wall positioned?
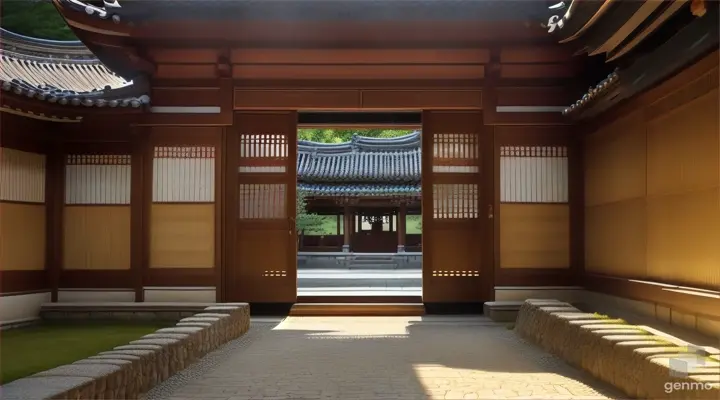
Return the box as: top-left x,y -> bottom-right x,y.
584,56 -> 720,289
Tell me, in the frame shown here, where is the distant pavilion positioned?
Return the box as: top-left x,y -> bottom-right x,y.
297,132 -> 421,253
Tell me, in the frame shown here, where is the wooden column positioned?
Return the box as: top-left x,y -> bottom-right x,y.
397,204 -> 406,252
343,207 -> 352,252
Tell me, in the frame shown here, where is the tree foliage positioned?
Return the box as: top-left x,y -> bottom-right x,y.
1,1 -> 77,40
298,129 -> 414,144
295,190 -> 324,235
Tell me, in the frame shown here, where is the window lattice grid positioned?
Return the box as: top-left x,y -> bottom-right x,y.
239,134 -> 288,159
153,146 -> 215,159
66,154 -> 131,165
432,133 -> 479,160
238,183 -> 286,219
500,146 -> 569,203
432,133 -> 479,173
432,184 -> 479,219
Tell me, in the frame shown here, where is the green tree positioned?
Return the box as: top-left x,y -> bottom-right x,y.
298,129 -> 414,144
295,190 -> 324,235
1,1 -> 77,40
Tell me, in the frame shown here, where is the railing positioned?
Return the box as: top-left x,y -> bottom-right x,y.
297,252 -> 422,269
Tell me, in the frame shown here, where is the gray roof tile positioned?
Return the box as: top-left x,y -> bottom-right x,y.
298,132 -> 421,183
0,28 -> 149,108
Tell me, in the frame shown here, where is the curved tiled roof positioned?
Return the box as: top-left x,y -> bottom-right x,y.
0,28 -> 149,108
299,183 -> 421,197
297,132 -> 421,183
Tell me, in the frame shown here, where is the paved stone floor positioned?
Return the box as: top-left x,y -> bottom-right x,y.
146,316 -> 622,400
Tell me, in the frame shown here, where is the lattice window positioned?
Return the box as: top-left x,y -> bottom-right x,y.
500,146 -> 568,203
239,134 -> 288,173
153,146 -> 215,203
238,183 -> 286,219
65,154 -> 131,205
432,184 -> 478,219
432,133 -> 479,173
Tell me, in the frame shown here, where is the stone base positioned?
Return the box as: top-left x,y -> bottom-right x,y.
483,301 -> 523,322
515,299 -> 720,399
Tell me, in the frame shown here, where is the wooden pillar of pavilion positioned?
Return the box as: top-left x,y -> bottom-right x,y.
397,204 -> 407,253
343,206 -> 352,252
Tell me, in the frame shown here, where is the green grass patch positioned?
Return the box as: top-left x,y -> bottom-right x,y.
0,320 -> 170,384
593,312 -> 611,319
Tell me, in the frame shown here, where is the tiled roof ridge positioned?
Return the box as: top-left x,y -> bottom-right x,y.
0,28 -> 149,109
298,182 -> 421,197
0,28 -> 96,60
563,69 -> 620,116
298,131 -> 421,154
59,0 -> 123,23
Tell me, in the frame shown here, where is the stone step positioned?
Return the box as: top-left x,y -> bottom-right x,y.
483,301 -> 523,323
289,303 -> 425,316
297,277 -> 421,288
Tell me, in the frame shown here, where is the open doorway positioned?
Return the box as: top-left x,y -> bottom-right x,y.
295,117 -> 422,302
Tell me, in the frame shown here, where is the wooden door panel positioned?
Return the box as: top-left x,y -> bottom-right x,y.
422,110 -> 491,302
232,111 -> 297,303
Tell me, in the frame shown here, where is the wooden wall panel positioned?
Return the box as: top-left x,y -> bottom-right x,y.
150,204 -> 214,268
62,154 -> 132,272
644,88 -> 720,289
150,144 -> 217,271
584,57 -> 720,290
0,203 -> 45,271
233,89 -> 483,110
584,111 -> 646,207
646,188 -> 720,286
646,90 -> 719,197
500,204 -> 570,269
232,65 -> 484,80
0,118 -> 49,294
0,148 -> 46,203
63,206 -> 131,270
585,198 -> 647,277
497,134 -> 573,275
363,90 -> 482,110
151,88 -> 221,107
235,89 -> 360,110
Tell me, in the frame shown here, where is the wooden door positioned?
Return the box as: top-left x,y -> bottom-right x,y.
231,112 -> 297,302
421,111 -> 493,303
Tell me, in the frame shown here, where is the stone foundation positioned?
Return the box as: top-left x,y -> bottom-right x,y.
515,299 -> 720,399
0,303 -> 251,400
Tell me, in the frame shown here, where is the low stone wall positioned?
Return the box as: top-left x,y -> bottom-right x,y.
0,303 -> 250,400
515,299 -> 720,399
40,302 -> 214,321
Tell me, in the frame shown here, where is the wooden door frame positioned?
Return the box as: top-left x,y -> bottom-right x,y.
222,108 -> 495,304
421,110 -> 495,303
223,111 -> 298,303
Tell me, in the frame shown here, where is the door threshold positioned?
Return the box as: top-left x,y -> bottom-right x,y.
290,302 -> 425,316
297,295 -> 422,303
